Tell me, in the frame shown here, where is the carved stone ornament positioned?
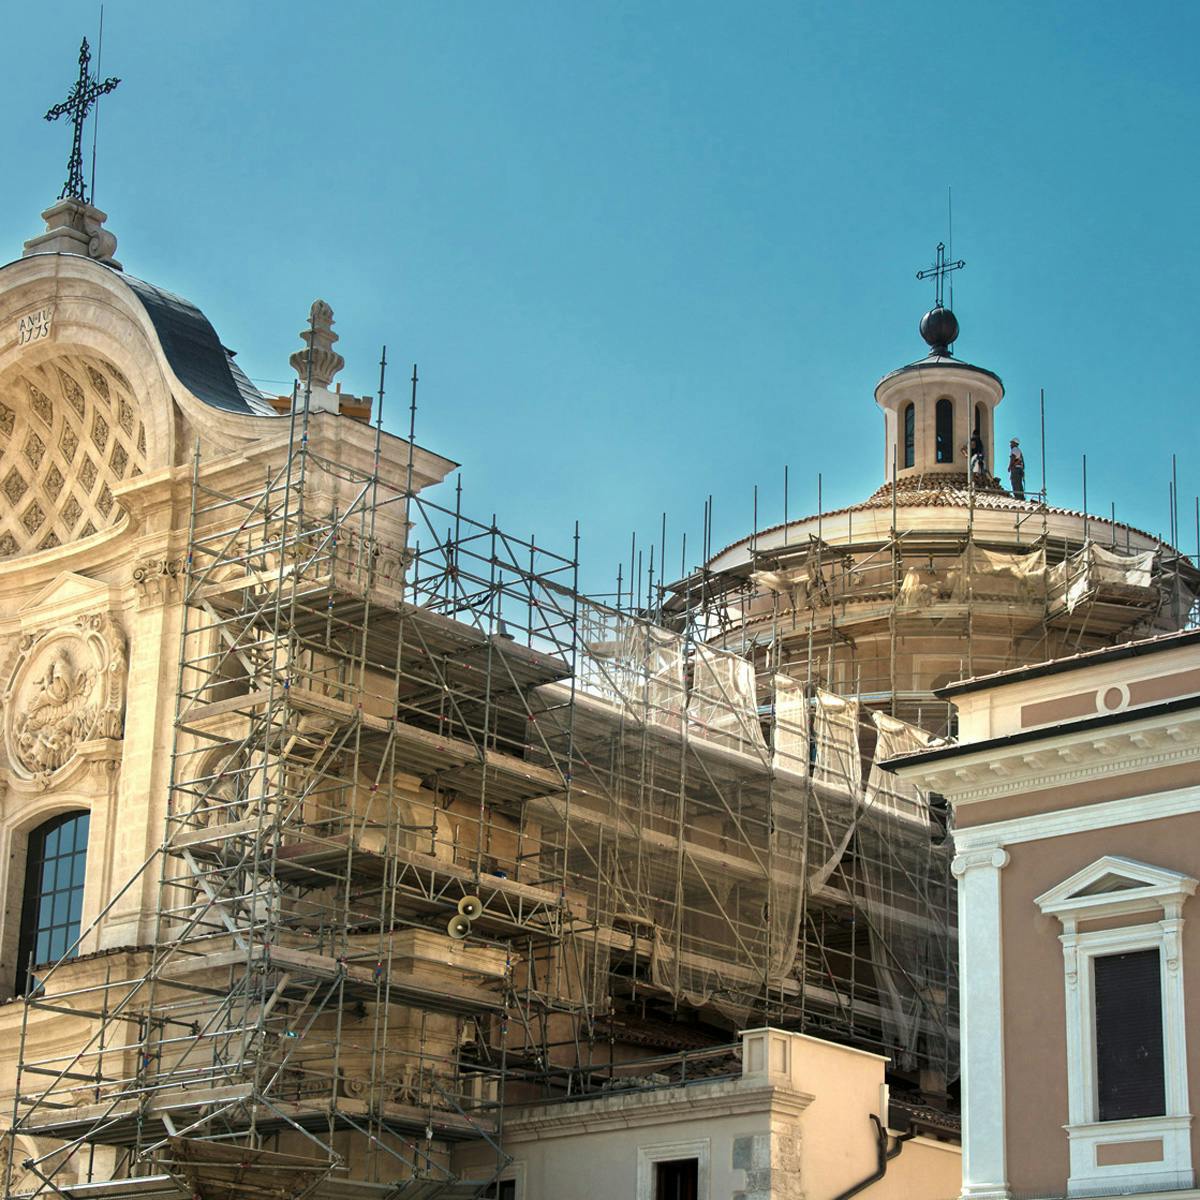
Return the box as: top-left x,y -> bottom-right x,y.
3,615 -> 127,785
289,299 -> 345,390
132,555 -> 184,607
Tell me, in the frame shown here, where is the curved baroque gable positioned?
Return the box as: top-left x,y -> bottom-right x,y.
0,353 -> 147,559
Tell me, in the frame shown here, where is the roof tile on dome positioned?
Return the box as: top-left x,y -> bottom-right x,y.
704,476 -> 1166,565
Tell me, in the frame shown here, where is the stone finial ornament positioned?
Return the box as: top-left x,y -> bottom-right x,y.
289,299 -> 345,391
22,198 -> 121,269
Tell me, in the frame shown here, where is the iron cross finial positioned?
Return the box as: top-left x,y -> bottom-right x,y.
915,242 -> 965,309
44,37 -> 121,206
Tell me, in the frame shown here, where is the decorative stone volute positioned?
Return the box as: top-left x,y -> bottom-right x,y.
290,299 -> 345,392
23,198 -> 121,270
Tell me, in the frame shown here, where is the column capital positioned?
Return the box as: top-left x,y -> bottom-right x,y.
952,846 -> 1010,878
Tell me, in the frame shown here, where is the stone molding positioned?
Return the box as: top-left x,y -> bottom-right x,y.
901,712 -> 1200,807
502,1079 -> 813,1143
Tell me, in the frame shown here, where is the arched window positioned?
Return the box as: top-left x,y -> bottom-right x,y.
17,811 -> 89,994
902,403 -> 915,469
935,398 -> 954,464
974,403 -> 983,439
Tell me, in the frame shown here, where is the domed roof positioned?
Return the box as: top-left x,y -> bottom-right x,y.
919,305 -> 959,354
875,302 -> 1004,393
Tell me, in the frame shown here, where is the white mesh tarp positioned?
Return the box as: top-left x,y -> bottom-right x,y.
812,689 -> 862,795
948,546 -> 1046,603
578,613 -> 686,731
1047,545 -> 1156,614
859,711 -> 949,1072
864,712 -> 934,828
771,674 -> 809,776
687,643 -> 767,753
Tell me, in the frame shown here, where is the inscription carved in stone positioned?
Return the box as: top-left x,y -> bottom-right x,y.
16,307 -> 52,347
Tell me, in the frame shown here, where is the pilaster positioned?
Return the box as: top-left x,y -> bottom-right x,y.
952,845 -> 1011,1200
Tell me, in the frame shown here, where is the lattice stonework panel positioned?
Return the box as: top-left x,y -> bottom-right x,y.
0,355 -> 147,559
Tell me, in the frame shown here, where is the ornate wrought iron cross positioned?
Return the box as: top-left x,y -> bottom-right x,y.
44,38 -> 120,205
916,241 -> 965,309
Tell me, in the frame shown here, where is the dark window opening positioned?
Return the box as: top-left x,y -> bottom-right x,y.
655,1158 -> 698,1200
935,398 -> 954,464
481,1181 -> 516,1200
1095,948 -> 1165,1121
974,403 -> 983,438
902,403 -> 915,469
17,811 -> 90,995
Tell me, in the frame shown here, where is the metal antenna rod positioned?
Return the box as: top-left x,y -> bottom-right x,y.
1172,454 -> 1179,548
947,186 -> 954,312
1082,454 -> 1088,541
89,5 -> 105,205
783,464 -> 789,543
1040,389 -> 1047,503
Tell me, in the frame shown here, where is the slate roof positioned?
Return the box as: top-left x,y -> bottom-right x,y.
121,273 -> 277,416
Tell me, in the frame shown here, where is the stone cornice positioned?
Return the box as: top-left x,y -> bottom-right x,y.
502,1079 -> 813,1142
899,710 -> 1200,808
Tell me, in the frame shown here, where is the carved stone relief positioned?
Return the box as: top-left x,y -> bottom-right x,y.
3,615 -> 127,786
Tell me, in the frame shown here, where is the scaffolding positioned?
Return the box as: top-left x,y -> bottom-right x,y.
664,481 -> 1200,738
6,416 -> 1015,1200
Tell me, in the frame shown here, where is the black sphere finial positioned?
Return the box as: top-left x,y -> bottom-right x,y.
920,305 -> 959,356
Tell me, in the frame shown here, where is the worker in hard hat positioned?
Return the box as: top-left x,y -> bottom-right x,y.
1008,438 -> 1025,500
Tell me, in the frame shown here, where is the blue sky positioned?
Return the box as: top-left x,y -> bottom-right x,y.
5,2 -> 1198,597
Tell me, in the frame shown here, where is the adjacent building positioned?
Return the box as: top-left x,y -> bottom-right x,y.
891,629 -> 1200,1199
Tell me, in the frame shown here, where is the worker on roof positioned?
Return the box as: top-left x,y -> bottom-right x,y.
1009,438 -> 1025,500
969,431 -> 986,486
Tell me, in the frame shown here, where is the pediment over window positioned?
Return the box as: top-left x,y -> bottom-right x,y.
1036,855 -> 1197,923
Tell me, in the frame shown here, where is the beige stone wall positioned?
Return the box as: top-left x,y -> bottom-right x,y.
452,1032 -> 961,1199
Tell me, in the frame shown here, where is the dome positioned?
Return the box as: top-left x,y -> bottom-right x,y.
919,305 -> 959,354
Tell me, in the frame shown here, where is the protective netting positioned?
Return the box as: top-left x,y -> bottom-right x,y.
540,607 -> 809,1027
1047,544 -> 1156,614
771,674 -> 809,776
812,689 -> 862,795
532,604 -> 953,1073
688,642 -> 767,753
858,713 -> 950,1071
948,545 -> 1046,604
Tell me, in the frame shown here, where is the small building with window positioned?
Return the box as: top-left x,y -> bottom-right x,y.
887,628 -> 1200,1199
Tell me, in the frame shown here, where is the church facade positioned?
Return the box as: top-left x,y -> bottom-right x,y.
0,51 -> 1196,1200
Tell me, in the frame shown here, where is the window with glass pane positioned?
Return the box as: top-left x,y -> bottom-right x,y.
17,811 -> 89,994
935,398 -> 954,464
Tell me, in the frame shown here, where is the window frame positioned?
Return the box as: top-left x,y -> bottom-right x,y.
902,402 -> 915,469
16,809 -> 91,996
1037,856 -> 1196,1195
934,397 -> 954,464
637,1139 -> 709,1200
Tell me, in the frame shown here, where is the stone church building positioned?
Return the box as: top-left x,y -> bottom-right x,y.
0,63 -> 1196,1200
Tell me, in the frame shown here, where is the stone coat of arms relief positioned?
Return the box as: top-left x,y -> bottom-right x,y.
2,615 -> 127,788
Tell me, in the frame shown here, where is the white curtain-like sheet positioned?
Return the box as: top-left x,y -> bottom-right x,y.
812,689 -> 862,795
771,674 -> 809,776
687,643 -> 766,753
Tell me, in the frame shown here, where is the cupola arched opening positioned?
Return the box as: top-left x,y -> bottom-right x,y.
935,398 -> 954,464
902,402 -> 915,469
